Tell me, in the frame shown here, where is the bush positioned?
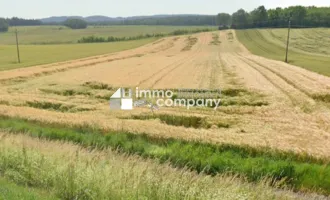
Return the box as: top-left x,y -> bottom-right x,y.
64,18 -> 87,29
78,28 -> 214,43
0,18 -> 9,32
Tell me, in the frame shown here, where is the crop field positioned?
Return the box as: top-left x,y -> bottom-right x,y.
0,25 -> 215,45
0,38 -> 155,71
1,28 -> 330,199
0,25 -> 216,71
236,28 -> 330,76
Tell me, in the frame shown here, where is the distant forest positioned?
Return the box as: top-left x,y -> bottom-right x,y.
228,6 -> 330,29
0,6 -> 330,30
88,15 -> 217,26
5,17 -> 42,26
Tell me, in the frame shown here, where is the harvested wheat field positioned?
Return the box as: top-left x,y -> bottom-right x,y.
1,30 -> 330,157
2,28 -> 330,198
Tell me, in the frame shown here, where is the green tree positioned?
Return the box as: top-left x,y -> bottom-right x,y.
287,6 -> 307,25
267,7 -> 285,27
64,18 -> 87,29
216,13 -> 231,26
232,9 -> 249,28
0,18 -> 9,32
229,6 -> 330,29
8,17 -> 42,26
250,6 -> 268,27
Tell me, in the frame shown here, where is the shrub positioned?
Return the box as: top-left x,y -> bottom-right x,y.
77,28 -> 214,43
64,18 -> 87,29
0,18 -> 9,32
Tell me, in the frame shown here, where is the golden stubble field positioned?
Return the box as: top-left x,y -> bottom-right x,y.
1,30 -> 330,158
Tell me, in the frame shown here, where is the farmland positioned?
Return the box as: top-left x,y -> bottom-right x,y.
0,25 -> 216,70
236,28 -> 330,76
0,39 -> 155,71
0,25 -> 215,45
1,27 -> 330,199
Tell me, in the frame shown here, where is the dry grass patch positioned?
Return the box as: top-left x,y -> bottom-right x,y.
25,100 -> 96,113
209,33 -> 221,45
40,88 -> 92,96
181,36 -> 198,51
82,81 -> 114,90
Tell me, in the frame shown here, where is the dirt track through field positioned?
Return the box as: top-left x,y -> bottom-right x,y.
1,30 -> 330,157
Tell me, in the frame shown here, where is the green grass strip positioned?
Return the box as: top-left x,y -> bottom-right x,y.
0,177 -> 58,200
0,116 -> 329,195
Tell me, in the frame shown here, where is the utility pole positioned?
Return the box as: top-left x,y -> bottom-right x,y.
15,28 -> 21,63
285,19 -> 291,63
214,15 -> 216,27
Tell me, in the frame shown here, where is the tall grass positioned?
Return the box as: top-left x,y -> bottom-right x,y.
0,132 -> 298,200
0,116 -> 330,195
0,177 -> 58,200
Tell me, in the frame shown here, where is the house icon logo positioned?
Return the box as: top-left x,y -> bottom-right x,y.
110,88 -> 133,110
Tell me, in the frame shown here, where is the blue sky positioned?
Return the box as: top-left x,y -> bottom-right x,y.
0,0 -> 329,18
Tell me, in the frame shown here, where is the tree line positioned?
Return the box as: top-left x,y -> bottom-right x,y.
4,17 -> 42,26
89,15 -> 217,26
0,5 -> 330,33
0,17 -> 87,32
0,18 -> 9,32
0,17 -> 42,32
218,6 -> 330,29
86,6 -> 330,28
